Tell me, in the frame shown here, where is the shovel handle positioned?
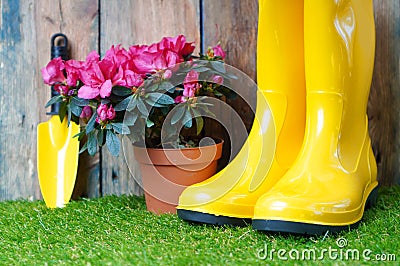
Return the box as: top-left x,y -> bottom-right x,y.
48,33 -> 69,115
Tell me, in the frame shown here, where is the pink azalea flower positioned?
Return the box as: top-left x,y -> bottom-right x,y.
41,57 -> 66,85
96,104 -> 116,123
96,103 -> 109,122
128,44 -> 150,55
106,106 -> 116,120
163,69 -> 172,79
174,95 -> 186,103
78,57 -> 126,100
128,36 -> 193,75
159,35 -> 195,58
104,44 -> 130,69
212,45 -> 226,59
54,84 -> 69,95
80,106 -> 93,119
65,60 -> 84,87
211,75 -> 224,85
129,49 -> 158,75
183,70 -> 201,98
153,50 -> 181,70
86,50 -> 100,63
183,85 -> 197,98
184,70 -> 199,83
124,70 -> 144,87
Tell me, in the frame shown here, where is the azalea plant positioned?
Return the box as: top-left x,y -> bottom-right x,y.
41,35 -> 236,156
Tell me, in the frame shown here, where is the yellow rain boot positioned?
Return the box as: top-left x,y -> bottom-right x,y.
177,0 -> 306,225
253,0 -> 378,235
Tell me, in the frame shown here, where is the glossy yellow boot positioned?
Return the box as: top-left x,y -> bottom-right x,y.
253,0 -> 378,235
177,0 -> 306,225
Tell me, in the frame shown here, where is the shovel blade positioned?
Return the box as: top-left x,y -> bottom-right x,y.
37,116 -> 80,208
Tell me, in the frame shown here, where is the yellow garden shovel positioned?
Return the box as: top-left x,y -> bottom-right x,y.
37,34 -> 80,208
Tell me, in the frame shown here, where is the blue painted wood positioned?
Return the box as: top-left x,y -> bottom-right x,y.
0,0 -> 40,200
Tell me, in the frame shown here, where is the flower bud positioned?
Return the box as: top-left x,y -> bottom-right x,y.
212,45 -> 226,59
211,75 -> 224,85
106,106 -> 116,120
80,106 -> 93,119
97,103 -> 109,122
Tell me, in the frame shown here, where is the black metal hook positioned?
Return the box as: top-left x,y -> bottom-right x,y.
51,33 -> 69,60
48,33 -> 69,115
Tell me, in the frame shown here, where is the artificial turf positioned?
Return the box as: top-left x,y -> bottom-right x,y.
0,186 -> 398,265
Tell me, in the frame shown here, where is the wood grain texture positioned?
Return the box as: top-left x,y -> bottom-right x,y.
0,0 -> 39,200
369,0 -> 400,185
34,0 -> 100,199
100,0 -> 200,196
202,0 -> 258,167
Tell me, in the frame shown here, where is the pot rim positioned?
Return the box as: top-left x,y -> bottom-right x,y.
133,138 -> 224,165
133,138 -> 224,151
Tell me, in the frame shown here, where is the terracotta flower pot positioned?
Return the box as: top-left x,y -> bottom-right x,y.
134,140 -> 223,214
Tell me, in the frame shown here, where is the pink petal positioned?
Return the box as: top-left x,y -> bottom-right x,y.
99,79 -> 112,98
78,85 -> 100,99
174,95 -> 186,103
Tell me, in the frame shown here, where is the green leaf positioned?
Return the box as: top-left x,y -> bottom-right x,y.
192,66 -> 209,73
45,95 -> 62,108
137,98 -> 148,116
146,119 -> 154,128
59,101 -> 67,123
73,131 -> 85,139
192,108 -> 204,135
87,132 -> 98,156
171,105 -> 186,125
79,142 -> 88,154
114,95 -> 133,111
101,99 -> 111,105
111,122 -> 130,134
183,109 -> 193,128
67,107 -> 72,126
147,93 -> 174,106
225,72 -> 238,80
106,130 -> 120,156
213,91 -> 223,97
194,102 -> 213,107
71,114 -> 80,125
86,113 -> 97,134
69,102 -> 82,117
123,111 -> 138,126
147,83 -> 159,92
71,97 -> 89,107
97,129 -> 104,145
126,95 -> 138,111
197,105 -> 216,118
144,95 -> 164,108
210,61 -> 226,73
112,86 -> 132,96
158,82 -> 175,93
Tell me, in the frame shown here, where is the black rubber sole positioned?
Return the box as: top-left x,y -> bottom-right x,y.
177,209 -> 251,226
252,186 -> 379,235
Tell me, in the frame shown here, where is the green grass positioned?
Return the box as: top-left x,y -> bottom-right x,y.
0,186 -> 398,265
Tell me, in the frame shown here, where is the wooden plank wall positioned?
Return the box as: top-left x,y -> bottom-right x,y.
99,0 -> 201,197
370,0 -> 400,185
0,0 -> 399,201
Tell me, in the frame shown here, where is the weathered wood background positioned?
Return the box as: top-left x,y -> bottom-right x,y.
0,0 -> 399,201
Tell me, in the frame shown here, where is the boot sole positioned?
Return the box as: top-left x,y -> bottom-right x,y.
177,209 -> 251,226
252,186 -> 378,235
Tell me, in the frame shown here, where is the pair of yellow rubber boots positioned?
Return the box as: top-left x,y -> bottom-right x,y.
177,0 -> 378,235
